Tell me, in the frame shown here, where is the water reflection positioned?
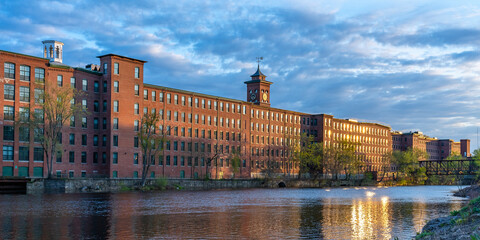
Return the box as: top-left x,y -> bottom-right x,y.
0,186 -> 468,239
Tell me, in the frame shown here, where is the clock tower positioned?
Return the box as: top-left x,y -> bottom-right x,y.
244,64 -> 273,107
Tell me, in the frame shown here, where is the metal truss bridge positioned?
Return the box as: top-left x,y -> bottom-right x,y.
418,159 -> 478,175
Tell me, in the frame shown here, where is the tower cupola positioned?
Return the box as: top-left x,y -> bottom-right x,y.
244,58 -> 273,107
42,40 -> 64,63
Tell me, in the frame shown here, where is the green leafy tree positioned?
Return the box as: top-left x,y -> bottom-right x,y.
138,112 -> 164,186
230,151 -> 241,178
391,148 -> 429,184
20,83 -> 86,178
298,134 -> 324,179
323,140 -> 361,180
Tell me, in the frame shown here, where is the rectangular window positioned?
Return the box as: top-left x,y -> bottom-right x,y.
159,92 -> 164,102
134,120 -> 139,131
35,88 -> 44,104
3,126 -> 14,141
113,135 -> 118,147
19,146 -> 29,161
134,103 -> 139,114
34,128 -> 43,142
103,63 -> 108,74
82,79 -> 88,91
135,67 -> 139,78
82,134 -> 87,146
82,152 -> 87,163
19,127 -> 30,142
134,85 -> 139,95
20,65 -> 30,81
69,133 -> 75,145
34,147 -> 44,161
134,153 -> 138,164
4,84 -> 14,100
114,81 -> 119,92
103,81 -> 107,93
113,118 -> 119,130
19,86 -> 30,102
57,75 -> 63,87
152,91 -> 156,101
167,93 -> 171,104
113,101 -> 119,112
103,100 -> 107,112
134,136 -> 138,148
4,62 -> 15,79
113,152 -> 118,164
3,105 -> 14,121
71,77 -> 76,88
82,117 -> 87,128
35,68 -> 45,83
3,145 -> 14,161
114,62 -> 119,74
94,81 -> 99,92
69,151 -> 75,163
94,101 -> 99,112
144,89 -> 148,99
93,135 -> 98,146
19,107 -> 29,122
93,152 -> 98,164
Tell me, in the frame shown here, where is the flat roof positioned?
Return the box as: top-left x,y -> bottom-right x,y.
96,54 -> 147,63
143,83 -> 307,116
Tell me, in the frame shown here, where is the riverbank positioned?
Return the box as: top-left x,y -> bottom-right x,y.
416,185 -> 480,240
23,177 -> 383,194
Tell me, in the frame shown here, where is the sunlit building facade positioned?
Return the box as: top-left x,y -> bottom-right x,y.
391,131 -> 470,160
0,41 -> 470,179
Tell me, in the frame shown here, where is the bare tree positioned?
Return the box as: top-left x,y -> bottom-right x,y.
138,112 -> 164,186
20,83 -> 86,178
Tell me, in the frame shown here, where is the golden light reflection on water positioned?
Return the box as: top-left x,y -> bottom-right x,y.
0,187 -> 468,239
347,195 -> 391,239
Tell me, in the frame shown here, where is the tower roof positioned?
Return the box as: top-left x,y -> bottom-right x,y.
250,64 -> 266,77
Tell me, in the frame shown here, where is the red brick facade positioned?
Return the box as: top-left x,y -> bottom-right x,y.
392,131 -> 469,160
0,43 -> 471,179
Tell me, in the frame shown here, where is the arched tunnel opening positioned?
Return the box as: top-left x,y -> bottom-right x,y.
278,182 -> 286,188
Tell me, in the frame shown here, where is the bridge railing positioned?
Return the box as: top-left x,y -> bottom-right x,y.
418,159 -> 478,175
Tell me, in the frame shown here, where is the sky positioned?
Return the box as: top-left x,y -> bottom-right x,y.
1,0 -> 480,150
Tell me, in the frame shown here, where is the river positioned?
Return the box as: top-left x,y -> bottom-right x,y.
0,185 -> 467,239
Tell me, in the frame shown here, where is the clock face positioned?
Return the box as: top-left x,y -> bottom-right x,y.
262,93 -> 268,101
250,93 -> 256,101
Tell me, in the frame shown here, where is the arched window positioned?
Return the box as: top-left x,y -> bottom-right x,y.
44,46 -> 47,58
56,46 -> 60,58
49,45 -> 53,58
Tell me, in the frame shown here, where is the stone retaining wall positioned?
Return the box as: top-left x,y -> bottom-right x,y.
27,178 -> 263,194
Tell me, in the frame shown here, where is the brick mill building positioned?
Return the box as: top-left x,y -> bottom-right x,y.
0,41 -> 470,179
392,131 -> 470,160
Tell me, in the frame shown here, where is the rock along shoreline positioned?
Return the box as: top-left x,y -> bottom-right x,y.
416,185 -> 480,240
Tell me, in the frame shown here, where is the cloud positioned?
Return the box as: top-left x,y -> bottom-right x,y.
1,0 -> 480,149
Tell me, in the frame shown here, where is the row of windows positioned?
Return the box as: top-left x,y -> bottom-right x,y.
327,132 -> 389,146
55,151 -> 107,164
3,85 -> 44,102
251,109 -> 299,123
251,122 -> 300,135
3,125 -> 43,142
3,145 -> 43,161
330,121 -> 389,137
3,63 -> 45,83
104,62 -> 138,78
